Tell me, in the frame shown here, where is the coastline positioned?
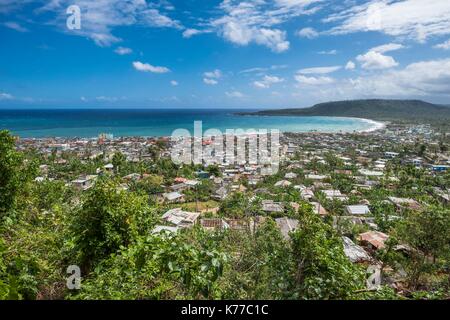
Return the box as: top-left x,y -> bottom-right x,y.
346,117 -> 386,133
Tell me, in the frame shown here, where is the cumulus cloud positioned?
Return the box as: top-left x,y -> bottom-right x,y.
204,69 -> 222,79
253,75 -> 284,89
296,58 -> 450,99
114,46 -> 132,55
355,43 -> 404,70
133,61 -> 170,73
33,0 -> 182,47
434,39 -> 450,50
204,78 -> 218,85
209,0 -> 321,52
345,61 -> 356,70
296,27 -> 319,39
356,51 -> 398,70
295,75 -> 335,85
326,0 -> 450,43
170,80 -> 178,86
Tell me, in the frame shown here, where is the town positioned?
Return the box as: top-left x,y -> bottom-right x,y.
1,122 -> 449,300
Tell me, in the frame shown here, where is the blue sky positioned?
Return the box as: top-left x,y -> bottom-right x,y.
0,0 -> 450,108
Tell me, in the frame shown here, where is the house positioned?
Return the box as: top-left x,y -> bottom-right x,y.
300,188 -> 315,201
323,189 -> 349,201
358,231 -> 389,250
200,218 -> 229,232
196,170 -> 210,179
170,183 -> 188,192
275,217 -> 299,240
71,175 -> 97,191
342,236 -> 372,263
226,219 -> 250,232
306,174 -> 328,181
262,200 -> 284,213
345,205 -> 371,216
213,187 -> 228,201
162,208 -> 200,228
284,172 -> 298,179
359,169 -> 383,177
388,197 -> 421,211
162,192 -> 185,203
431,165 -> 450,173
311,202 -> 328,216
185,179 -> 200,187
384,151 -> 399,158
274,180 -> 292,188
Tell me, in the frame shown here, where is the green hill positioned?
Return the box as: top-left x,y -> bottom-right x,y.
242,99 -> 450,122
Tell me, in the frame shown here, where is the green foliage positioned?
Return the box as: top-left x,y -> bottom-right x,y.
289,209 -> 365,299
0,130 -> 36,223
68,178 -> 157,269
393,206 -> 450,289
218,219 -> 294,299
73,229 -> 227,300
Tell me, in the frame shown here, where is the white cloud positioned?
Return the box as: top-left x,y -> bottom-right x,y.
296,27 -> 319,39
318,49 -> 337,55
133,61 -> 170,73
356,51 -> 398,70
295,75 -> 335,85
253,75 -> 284,89
296,58 -> 450,99
114,46 -> 133,55
298,66 -> 342,74
361,58 -> 450,96
210,0 -> 322,52
370,43 -> 405,53
0,92 -> 14,100
239,65 -> 287,74
355,43 -> 405,70
182,28 -> 212,38
345,61 -> 356,70
204,78 -> 218,85
170,80 -> 178,86
326,0 -> 450,43
3,21 -> 28,32
226,91 -> 245,98
434,39 -> 450,50
204,69 -> 222,79
35,0 -> 182,47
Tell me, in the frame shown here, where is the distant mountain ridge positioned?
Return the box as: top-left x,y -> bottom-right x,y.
241,99 -> 450,121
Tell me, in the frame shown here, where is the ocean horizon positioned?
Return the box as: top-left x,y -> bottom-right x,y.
0,108 -> 382,138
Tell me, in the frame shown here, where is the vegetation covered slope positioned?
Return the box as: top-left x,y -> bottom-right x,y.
243,99 -> 450,121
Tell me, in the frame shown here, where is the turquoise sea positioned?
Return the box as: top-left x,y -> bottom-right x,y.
0,109 -> 381,138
